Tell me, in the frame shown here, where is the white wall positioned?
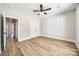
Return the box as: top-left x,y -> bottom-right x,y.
1,6 -> 41,42
0,4 -> 4,12
3,9 -> 31,41
42,10 -> 75,42
0,4 -> 41,42
75,4 -> 79,50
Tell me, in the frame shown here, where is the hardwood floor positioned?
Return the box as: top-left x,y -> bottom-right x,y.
1,36 -> 79,56
1,40 -> 23,56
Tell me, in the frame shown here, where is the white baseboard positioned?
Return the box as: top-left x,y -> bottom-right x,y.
18,37 -> 31,42
42,35 -> 75,43
30,35 -> 41,38
18,35 -> 75,43
18,35 -> 41,42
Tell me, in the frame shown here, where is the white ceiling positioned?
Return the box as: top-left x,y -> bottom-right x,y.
0,3 -> 76,18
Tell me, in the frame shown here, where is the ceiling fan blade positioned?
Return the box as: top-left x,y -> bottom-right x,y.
40,4 -> 43,10
44,12 -> 47,15
43,8 -> 51,11
33,10 -> 40,12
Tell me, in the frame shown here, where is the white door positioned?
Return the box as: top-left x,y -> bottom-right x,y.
0,13 -> 6,53
3,14 -> 6,50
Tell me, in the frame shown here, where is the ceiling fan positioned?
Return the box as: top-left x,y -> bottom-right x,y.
33,4 -> 52,16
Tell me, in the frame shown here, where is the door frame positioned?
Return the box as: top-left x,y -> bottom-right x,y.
0,13 -> 18,54
6,17 -> 18,42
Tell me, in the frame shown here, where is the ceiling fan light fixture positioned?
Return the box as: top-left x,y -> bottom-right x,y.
44,12 -> 47,15
33,4 -> 51,16
38,13 -> 40,16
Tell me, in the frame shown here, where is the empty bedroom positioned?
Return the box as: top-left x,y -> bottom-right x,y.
0,3 -> 79,56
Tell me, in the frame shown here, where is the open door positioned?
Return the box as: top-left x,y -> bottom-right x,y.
0,13 -> 18,55
0,13 -> 6,53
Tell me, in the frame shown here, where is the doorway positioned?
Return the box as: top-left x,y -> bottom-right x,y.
0,16 -> 18,55
6,17 -> 18,42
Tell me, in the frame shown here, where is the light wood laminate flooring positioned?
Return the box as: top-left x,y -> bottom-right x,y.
1,36 -> 79,56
